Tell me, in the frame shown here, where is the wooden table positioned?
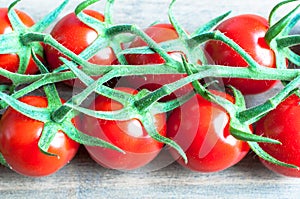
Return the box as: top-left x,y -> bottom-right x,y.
1,0 -> 300,198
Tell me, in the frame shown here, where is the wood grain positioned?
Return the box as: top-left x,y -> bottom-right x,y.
1,0 -> 300,198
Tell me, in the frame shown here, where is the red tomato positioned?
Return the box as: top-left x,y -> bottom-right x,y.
123,24 -> 193,101
82,87 -> 167,170
255,94 -> 300,177
167,90 -> 250,172
204,14 -> 277,95
0,96 -> 80,177
45,10 -> 117,87
0,8 -> 40,84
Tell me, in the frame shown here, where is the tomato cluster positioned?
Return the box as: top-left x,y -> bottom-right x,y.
0,1 -> 299,178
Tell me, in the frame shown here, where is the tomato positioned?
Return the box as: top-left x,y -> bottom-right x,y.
0,8 -> 40,84
255,94 -> 300,177
204,14 -> 277,95
0,96 -> 80,177
81,87 -> 167,170
123,23 -> 193,101
167,90 -> 250,172
45,10 -> 117,87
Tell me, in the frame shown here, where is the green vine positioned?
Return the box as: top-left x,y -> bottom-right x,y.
0,0 -> 300,171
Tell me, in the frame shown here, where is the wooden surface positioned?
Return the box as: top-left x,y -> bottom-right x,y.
1,0 -> 300,198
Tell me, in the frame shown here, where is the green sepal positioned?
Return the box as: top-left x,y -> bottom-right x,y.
0,91 -> 50,122
249,141 -> 298,169
17,47 -> 31,74
0,152 -> 9,167
265,3 -> 300,44
238,75 -> 300,125
106,24 -> 180,69
76,11 -> 106,35
8,0 -> 26,32
31,49 -> 62,109
283,47 -> 300,66
268,0 -> 299,26
65,102 -> 132,121
227,85 -> 246,110
38,123 -> 60,157
229,121 -> 281,144
192,11 -> 231,36
141,114 -> 188,164
277,35 -> 300,49
8,0 -> 21,11
75,0 -> 100,15
0,33 -> 20,54
75,0 -> 106,35
188,31 -> 260,69
61,123 -> 125,154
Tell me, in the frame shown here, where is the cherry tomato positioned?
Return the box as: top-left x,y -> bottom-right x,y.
123,24 -> 193,101
0,8 -> 40,84
82,87 -> 167,170
0,96 -> 80,177
204,14 -> 277,95
167,90 -> 250,172
255,94 -> 300,177
44,10 -> 117,87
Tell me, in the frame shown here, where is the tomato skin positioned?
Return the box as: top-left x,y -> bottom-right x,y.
0,8 -> 40,84
167,91 -> 250,172
82,87 -> 167,170
123,24 -> 193,101
44,10 -> 117,87
0,96 -> 80,177
255,94 -> 300,177
204,14 -> 277,95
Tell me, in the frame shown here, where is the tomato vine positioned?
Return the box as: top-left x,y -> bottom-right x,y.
0,0 -> 300,176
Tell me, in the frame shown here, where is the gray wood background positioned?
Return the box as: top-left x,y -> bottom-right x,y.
1,0 -> 300,198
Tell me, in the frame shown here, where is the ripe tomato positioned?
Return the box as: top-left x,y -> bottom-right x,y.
0,8 -> 40,84
44,10 -> 117,87
82,87 -> 167,170
255,94 -> 300,177
0,96 -> 80,177
123,23 -> 193,101
167,90 -> 250,172
204,14 -> 277,95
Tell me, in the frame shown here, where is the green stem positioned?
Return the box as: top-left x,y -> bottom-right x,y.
133,64 -> 300,111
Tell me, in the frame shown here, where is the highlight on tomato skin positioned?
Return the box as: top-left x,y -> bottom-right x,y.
44,9 -> 118,88
204,14 -> 278,95
167,90 -> 250,173
255,94 -> 300,178
0,8 -> 41,84
0,96 -> 80,177
122,23 -> 194,101
81,87 -> 167,171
